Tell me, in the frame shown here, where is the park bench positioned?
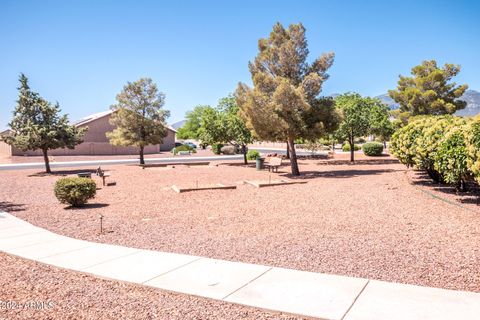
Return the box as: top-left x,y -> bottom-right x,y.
264,157 -> 282,172
177,150 -> 191,156
96,167 -> 112,186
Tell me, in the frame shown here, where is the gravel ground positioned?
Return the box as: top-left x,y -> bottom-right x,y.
0,252 -> 302,320
1,154 -> 480,293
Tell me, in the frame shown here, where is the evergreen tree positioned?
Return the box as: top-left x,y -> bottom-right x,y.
107,78 -> 170,164
389,60 -> 468,116
236,22 -> 338,175
4,74 -> 86,173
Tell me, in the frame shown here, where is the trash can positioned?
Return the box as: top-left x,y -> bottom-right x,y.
256,158 -> 264,171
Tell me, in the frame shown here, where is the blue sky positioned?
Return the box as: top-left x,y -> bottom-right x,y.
1,0 -> 479,129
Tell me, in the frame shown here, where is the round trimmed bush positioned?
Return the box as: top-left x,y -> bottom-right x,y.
211,143 -> 224,155
54,177 -> 96,207
362,142 -> 384,156
247,150 -> 260,160
342,143 -> 360,152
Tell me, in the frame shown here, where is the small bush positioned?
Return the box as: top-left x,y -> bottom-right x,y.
171,144 -> 196,154
362,142 -> 384,156
247,150 -> 260,160
212,143 -> 224,155
221,145 -> 236,155
54,177 -> 96,207
342,143 -> 360,152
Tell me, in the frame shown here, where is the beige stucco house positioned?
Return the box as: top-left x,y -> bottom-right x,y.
0,110 -> 176,157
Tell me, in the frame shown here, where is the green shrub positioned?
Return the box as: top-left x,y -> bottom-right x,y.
171,144 -> 196,155
247,150 -> 260,160
390,116 -> 433,168
342,143 -> 360,152
391,115 -> 477,186
414,116 -> 465,171
362,142 -> 384,156
54,177 -> 96,207
434,125 -> 469,190
466,116 -> 480,183
212,143 -> 223,155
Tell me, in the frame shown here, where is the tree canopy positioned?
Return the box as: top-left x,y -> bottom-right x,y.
4,74 -> 86,173
235,22 -> 339,175
107,78 -> 170,164
388,60 -> 468,117
197,95 -> 253,164
176,105 -> 212,140
335,93 -> 391,161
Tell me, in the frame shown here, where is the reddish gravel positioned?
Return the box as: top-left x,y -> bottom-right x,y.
0,252 -> 302,320
1,154 -> 480,293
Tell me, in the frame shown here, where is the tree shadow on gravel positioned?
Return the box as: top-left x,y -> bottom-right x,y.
28,169 -> 98,177
0,201 -> 26,212
410,171 -> 480,206
219,163 -> 256,168
315,158 -> 400,166
281,168 -> 398,180
64,203 -> 110,210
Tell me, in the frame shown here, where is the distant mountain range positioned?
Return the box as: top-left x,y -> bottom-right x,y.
374,90 -> 480,116
170,120 -> 186,129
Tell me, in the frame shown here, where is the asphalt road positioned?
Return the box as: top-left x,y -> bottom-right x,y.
0,148 -> 326,171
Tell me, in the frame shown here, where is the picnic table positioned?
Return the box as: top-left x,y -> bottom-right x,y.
263,157 -> 282,172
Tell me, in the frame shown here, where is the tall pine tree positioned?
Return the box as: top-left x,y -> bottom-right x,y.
235,23 -> 338,175
4,74 -> 86,173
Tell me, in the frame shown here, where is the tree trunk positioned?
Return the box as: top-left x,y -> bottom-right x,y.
42,148 -> 51,173
286,142 -> 290,159
139,146 -> 145,165
457,179 -> 467,192
332,141 -> 335,153
349,137 -> 355,162
242,144 -> 247,165
426,168 -> 441,183
287,138 -> 300,176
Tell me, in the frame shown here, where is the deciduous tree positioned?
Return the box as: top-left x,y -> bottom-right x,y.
369,102 -> 394,148
176,105 -> 211,140
107,78 -> 170,165
4,74 -> 86,173
335,93 -> 378,162
198,95 -> 253,164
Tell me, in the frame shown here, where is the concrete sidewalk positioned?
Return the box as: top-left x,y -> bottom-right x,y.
1,211 -> 479,319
